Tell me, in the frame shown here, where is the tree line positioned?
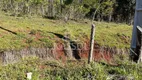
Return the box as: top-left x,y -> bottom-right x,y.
0,0 -> 135,24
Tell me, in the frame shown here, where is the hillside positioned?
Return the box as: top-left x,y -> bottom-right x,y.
0,0 -> 141,80
0,12 -> 132,51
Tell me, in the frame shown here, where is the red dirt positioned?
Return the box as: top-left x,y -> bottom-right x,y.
54,40 -> 114,64
79,40 -> 113,64
55,42 -> 67,63
35,32 -> 42,41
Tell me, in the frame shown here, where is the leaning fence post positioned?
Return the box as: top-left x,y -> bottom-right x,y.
88,24 -> 95,64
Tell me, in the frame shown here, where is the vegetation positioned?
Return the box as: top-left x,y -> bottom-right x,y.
0,0 -> 138,80
0,12 -> 131,50
0,0 -> 135,24
0,0 -> 134,50
0,56 -> 142,80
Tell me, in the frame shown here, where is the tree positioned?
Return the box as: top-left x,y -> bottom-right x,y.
0,0 -> 136,23
114,0 -> 135,24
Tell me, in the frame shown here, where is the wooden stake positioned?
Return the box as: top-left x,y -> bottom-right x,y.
88,24 -> 95,64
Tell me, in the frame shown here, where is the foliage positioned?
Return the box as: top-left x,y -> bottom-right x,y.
0,57 -> 142,80
114,0 -> 135,24
0,0 -> 135,23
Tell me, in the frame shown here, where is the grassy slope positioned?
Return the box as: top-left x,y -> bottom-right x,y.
0,12 -> 132,50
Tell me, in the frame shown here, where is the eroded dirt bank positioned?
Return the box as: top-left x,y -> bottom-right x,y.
0,40 -> 129,65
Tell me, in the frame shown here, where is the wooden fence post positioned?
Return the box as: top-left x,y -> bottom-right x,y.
88,24 -> 95,64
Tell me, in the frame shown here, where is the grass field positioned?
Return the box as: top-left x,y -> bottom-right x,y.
0,12 -> 132,50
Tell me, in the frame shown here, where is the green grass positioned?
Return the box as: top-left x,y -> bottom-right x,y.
0,57 -> 141,80
0,12 -> 132,50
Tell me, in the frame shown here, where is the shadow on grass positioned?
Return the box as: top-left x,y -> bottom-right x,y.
0,26 -> 17,35
48,32 -> 81,60
0,26 -> 32,47
0,26 -> 28,39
